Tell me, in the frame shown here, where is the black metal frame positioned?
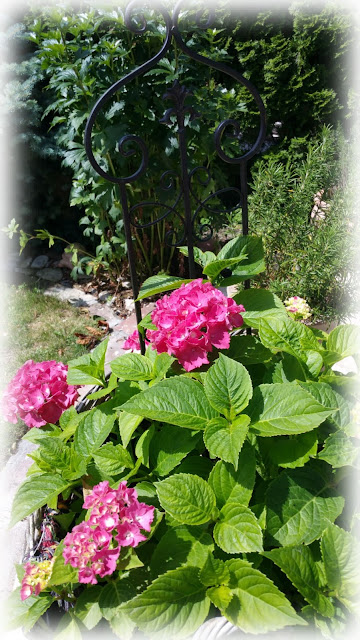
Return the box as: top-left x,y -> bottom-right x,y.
84,1 -> 266,352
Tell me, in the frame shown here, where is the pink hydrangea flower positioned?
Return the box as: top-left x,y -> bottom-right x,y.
63,481 -> 155,585
20,559 -> 54,601
2,360 -> 79,428
147,279 -> 245,371
284,296 -> 312,321
121,330 -> 149,352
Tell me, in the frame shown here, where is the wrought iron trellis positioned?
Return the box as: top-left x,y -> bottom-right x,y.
84,0 -> 267,353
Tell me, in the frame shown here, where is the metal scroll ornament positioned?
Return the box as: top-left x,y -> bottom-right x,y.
84,1 -> 267,351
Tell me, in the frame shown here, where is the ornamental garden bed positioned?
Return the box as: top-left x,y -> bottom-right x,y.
4,235 -> 360,640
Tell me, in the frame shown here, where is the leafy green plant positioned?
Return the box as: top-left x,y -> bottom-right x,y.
246,125 -> 357,321
2,1 -> 353,282
6,235 -> 360,639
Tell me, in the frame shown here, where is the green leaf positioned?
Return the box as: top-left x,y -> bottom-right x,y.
318,431 -> 360,468
174,455 -> 213,479
152,352 -> 174,379
266,467 -> 345,546
6,589 -> 54,632
48,542 -> 79,586
179,246 -> 216,268
155,473 -> 216,525
121,376 -> 218,429
263,546 -> 334,617
74,586 -> 102,630
259,315 -> 320,365
99,580 -> 136,621
150,425 -> 201,476
200,554 -> 230,587
225,334 -> 273,365
67,338 -> 108,385
74,408 -> 115,458
208,441 -> 256,508
150,525 -> 214,577
204,415 -> 250,469
204,354 -> 253,418
233,289 -> 287,329
122,566 -> 210,639
248,383 -> 334,437
207,585 -> 233,610
327,325 -> 360,360
203,256 -> 247,281
214,503 -> 263,553
135,424 -> 155,467
259,431 -> 318,469
86,373 -> 118,399
109,610 -> 136,640
137,274 -> 191,300
221,558 -> 307,633
118,412 -> 143,448
10,473 -> 71,527
93,442 -> 134,474
217,235 -> 265,278
321,523 -> 360,599
54,612 -> 82,640
110,353 -> 154,381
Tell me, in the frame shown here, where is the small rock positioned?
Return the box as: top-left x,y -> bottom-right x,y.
124,298 -> 135,313
36,267 -> 63,282
31,255 -> 49,269
98,291 -> 112,303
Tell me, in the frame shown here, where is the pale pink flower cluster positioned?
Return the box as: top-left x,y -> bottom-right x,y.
2,360 -> 79,429
20,559 -> 54,601
63,481 -> 154,584
146,279 -> 245,371
284,296 -> 312,321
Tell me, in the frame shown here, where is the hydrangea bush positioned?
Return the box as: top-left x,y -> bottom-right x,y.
5,235 -> 360,639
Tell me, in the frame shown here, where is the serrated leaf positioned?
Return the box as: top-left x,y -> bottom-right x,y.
263,546 -> 334,617
208,441 -> 256,508
204,415 -> 250,469
207,585 -> 233,610
259,315 -> 320,368
217,235 -> 265,278
118,412 -> 143,448
67,338 -> 108,385
150,525 -> 214,577
156,473 -> 216,525
179,246 -> 216,267
150,425 -> 201,476
74,408 -> 115,458
318,431 -> 360,468
110,353 -> 154,381
214,504 -> 263,553
248,383 -> 334,436
327,325 -> 360,360
222,558 -> 307,633
122,376 -> 218,429
10,473 -> 71,527
321,524 -> 360,599
135,424 -> 155,467
54,612 -> 82,640
137,274 -> 191,300
225,334 -> 273,365
122,566 -> 210,639
200,554 -> 230,587
204,354 -> 253,418
6,589 -> 54,632
93,442 -> 134,474
74,586 -> 102,630
99,580 -> 136,621
266,467 -> 345,546
233,289 -> 286,329
259,431 -> 318,469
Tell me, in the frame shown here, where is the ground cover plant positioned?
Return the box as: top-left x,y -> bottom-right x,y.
4,235 -> 360,639
0,284 -> 101,459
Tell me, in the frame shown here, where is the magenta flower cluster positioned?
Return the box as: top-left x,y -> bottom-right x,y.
63,481 -> 154,584
148,279 -> 245,371
2,360 -> 79,429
